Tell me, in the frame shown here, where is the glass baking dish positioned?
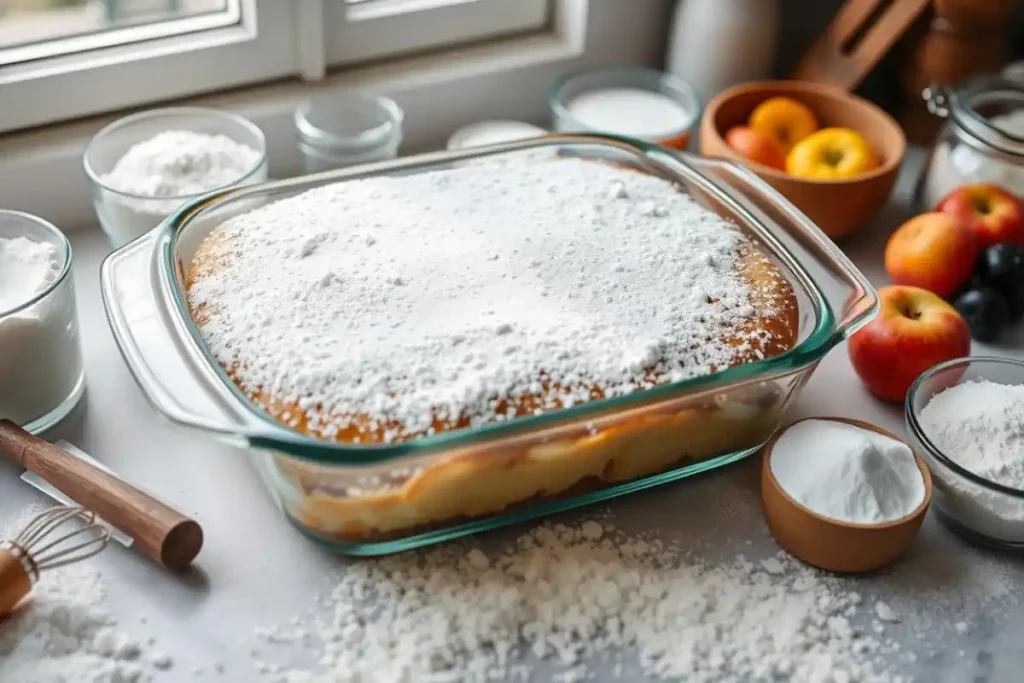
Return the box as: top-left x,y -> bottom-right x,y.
100,134 -> 877,555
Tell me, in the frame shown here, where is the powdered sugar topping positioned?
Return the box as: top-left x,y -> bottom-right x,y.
188,158 -> 771,440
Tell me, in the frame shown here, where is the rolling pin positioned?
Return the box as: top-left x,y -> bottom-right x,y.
0,419 -> 203,570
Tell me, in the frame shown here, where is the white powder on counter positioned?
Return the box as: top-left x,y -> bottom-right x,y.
253,520 -> 906,683
0,236 -> 83,427
566,88 -> 694,141
189,158 -> 784,441
919,380 -> 1024,540
0,506 -> 161,683
770,420 -> 926,524
96,130 -> 262,246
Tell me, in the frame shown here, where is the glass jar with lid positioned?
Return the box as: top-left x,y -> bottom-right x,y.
294,90 -> 404,174
919,75 -> 1024,208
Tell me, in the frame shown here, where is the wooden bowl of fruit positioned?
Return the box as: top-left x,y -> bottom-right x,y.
700,80 -> 906,239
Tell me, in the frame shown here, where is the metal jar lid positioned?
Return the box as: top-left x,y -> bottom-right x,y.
924,75 -> 1024,161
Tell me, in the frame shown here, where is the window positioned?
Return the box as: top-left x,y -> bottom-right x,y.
0,0 -> 236,63
0,0 -> 555,134
326,0 -> 550,66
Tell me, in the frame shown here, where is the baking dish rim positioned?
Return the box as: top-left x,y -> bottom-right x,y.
146,133 -> 873,464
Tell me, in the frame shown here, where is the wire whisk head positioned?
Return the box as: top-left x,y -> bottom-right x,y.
2,505 -> 111,581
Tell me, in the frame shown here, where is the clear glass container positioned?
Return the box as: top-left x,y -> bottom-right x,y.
83,107 -> 269,249
100,135 -> 877,555
0,211 -> 85,434
919,76 -> 1024,208
906,356 -> 1024,549
295,91 -> 404,174
550,66 -> 701,150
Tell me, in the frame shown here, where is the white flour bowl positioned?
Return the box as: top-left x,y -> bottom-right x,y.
83,107 -> 268,249
907,356 -> 1024,548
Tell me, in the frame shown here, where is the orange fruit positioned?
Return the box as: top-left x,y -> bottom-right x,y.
724,126 -> 786,171
749,97 -> 819,152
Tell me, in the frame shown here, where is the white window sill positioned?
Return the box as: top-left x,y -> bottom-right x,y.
0,0 -> 672,233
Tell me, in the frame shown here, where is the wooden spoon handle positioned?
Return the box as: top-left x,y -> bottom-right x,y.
0,420 -> 202,570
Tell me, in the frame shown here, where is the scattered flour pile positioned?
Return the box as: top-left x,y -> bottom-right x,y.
0,507 -> 168,683
256,520 -> 908,683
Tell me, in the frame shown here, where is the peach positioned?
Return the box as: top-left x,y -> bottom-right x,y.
724,126 -> 786,171
849,286 -> 971,403
884,212 -> 979,298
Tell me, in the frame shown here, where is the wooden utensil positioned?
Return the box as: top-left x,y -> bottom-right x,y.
0,420 -> 202,570
898,0 -> 1019,144
790,0 -> 932,91
761,417 -> 932,573
0,506 -> 110,616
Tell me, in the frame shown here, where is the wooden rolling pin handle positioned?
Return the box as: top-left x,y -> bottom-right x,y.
0,420 -> 203,571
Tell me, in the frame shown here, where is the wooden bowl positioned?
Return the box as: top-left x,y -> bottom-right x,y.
761,417 -> 932,573
699,81 -> 906,239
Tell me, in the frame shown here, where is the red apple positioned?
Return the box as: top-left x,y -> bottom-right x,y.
884,212 -> 978,298
935,183 -> 1024,248
849,285 -> 971,403
724,126 -> 787,171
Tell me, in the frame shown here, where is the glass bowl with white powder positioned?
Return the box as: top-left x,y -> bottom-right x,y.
83,107 -> 268,249
550,65 -> 701,150
0,210 -> 85,434
907,356 -> 1024,548
918,76 -> 1024,208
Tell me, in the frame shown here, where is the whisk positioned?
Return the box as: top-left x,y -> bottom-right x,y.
0,505 -> 111,617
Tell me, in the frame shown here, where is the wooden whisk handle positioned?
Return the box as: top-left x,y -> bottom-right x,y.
0,548 -> 31,617
0,420 -> 203,570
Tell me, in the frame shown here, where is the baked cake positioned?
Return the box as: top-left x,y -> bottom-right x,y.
186,157 -> 799,539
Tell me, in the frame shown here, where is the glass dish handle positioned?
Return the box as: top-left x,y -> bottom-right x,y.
100,239 -> 257,444
680,154 -> 879,341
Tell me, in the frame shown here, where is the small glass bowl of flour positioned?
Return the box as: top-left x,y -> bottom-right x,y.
908,356 -> 1024,547
0,210 -> 85,433
83,107 -> 268,248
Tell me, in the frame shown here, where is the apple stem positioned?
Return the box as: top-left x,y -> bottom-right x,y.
902,304 -> 921,321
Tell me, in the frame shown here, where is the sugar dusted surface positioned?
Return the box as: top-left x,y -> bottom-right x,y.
187,158 -> 790,443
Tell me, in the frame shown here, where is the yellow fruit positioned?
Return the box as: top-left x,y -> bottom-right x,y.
785,128 -> 879,180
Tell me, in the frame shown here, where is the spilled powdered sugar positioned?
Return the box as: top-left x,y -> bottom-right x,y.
189,158 -> 765,440
254,519 -> 906,683
0,506 -> 167,682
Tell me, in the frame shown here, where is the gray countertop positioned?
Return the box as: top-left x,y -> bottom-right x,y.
3,149 -> 1024,682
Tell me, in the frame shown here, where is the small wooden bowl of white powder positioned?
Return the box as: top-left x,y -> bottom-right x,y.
908,356 -> 1024,548
762,417 -> 932,573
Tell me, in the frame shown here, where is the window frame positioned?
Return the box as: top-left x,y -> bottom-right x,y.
325,0 -> 551,67
0,0 -> 297,134
0,0 -> 556,135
